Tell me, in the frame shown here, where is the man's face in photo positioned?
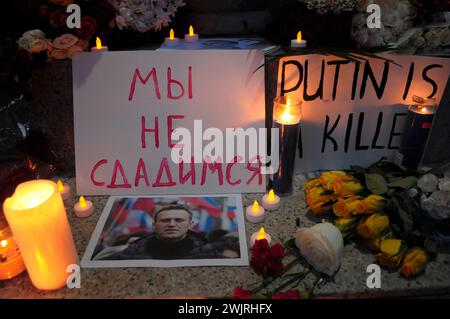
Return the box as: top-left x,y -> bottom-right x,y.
153,209 -> 193,242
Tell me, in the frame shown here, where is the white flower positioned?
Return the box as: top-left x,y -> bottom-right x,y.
418,174 -> 439,193
295,222 -> 344,276
23,29 -> 45,40
440,29 -> 450,46
397,0 -> 417,19
439,177 -> 450,191
351,28 -> 369,47
352,13 -> 366,28
17,29 -> 46,51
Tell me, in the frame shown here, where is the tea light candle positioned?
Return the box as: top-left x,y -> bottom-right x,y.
164,28 -> 180,47
251,227 -> 271,245
57,180 -> 71,201
3,180 -> 78,290
291,31 -> 307,48
246,200 -> 265,223
74,196 -> 94,218
0,222 -> 26,280
91,36 -> 108,52
262,189 -> 281,211
185,25 -> 199,42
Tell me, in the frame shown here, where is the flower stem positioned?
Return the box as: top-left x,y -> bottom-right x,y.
271,267 -> 310,295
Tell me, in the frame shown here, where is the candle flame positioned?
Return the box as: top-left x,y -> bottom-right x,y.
189,25 -> 194,36
280,108 -> 294,123
96,37 -> 102,49
420,106 -> 427,113
80,196 -> 86,208
257,227 -> 266,240
268,189 -> 275,201
0,240 -> 7,248
297,31 -> 302,43
57,180 -> 64,192
170,29 -> 174,40
252,200 -> 260,213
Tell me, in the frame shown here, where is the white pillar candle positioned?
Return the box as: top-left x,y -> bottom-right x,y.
185,25 -> 199,42
91,37 -> 108,52
262,189 -> 281,211
245,200 -> 265,223
57,180 -> 71,201
164,28 -> 180,47
74,196 -> 94,218
251,227 -> 271,245
3,180 -> 79,290
291,31 -> 307,48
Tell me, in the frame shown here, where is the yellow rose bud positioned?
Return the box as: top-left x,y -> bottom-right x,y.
364,232 -> 394,251
357,213 -> 390,239
319,170 -> 347,191
400,247 -> 428,277
363,195 -> 386,214
305,178 -> 322,190
376,239 -> 407,269
348,199 -> 367,215
333,196 -> 363,218
334,216 -> 359,234
333,176 -> 365,197
306,187 -> 335,215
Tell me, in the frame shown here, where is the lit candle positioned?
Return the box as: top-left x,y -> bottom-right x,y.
57,180 -> 71,201
91,36 -> 108,52
164,28 -> 180,47
271,96 -> 302,196
245,200 -> 265,223
3,180 -> 79,290
0,221 -> 26,280
251,227 -> 271,245
185,25 -> 199,42
262,189 -> 281,211
74,196 -> 94,218
291,31 -> 307,48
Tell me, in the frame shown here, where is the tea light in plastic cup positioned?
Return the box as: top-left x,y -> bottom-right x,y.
91,36 -> 108,52
185,25 -> 199,42
57,180 -> 71,201
74,196 -> 94,218
262,189 -> 280,211
291,31 -> 307,48
251,227 -> 271,245
164,28 -> 180,47
246,200 -> 265,223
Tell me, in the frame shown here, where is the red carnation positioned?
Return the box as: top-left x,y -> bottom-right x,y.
272,290 -> 301,299
50,9 -> 69,28
269,243 -> 286,260
75,16 -> 97,40
251,239 -> 286,278
233,287 -> 252,299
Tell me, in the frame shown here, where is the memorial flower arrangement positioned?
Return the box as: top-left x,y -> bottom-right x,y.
305,159 -> 438,278
233,222 -> 343,299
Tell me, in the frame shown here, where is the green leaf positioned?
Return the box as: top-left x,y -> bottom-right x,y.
392,196 -> 414,233
365,173 -> 389,194
388,176 -> 417,189
424,238 -> 438,256
350,165 -> 366,174
283,238 -> 296,249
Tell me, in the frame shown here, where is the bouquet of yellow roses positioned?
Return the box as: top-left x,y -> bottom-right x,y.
305,159 -> 431,278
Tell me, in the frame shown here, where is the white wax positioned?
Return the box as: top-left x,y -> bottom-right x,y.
60,183 -> 71,201
91,46 -> 108,52
74,200 -> 94,218
164,37 -> 180,47
261,193 -> 281,211
290,39 -> 307,48
245,205 -> 265,223
185,34 -> 199,42
251,232 -> 271,245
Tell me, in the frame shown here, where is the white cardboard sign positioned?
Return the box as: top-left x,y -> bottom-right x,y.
277,54 -> 450,173
73,51 -> 265,195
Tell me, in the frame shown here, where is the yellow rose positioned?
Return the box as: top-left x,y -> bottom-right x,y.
333,196 -> 363,218
319,171 -> 347,191
306,187 -> 335,215
334,216 -> 359,234
305,178 -> 321,190
400,247 -> 428,277
348,198 -> 367,215
363,195 -> 386,214
364,232 -> 394,251
357,213 -> 390,239
333,176 -> 365,197
376,239 -> 407,269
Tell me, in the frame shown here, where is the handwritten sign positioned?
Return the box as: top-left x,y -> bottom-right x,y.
277,54 -> 450,173
73,51 -> 265,195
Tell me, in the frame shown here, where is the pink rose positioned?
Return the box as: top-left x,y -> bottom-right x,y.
76,39 -> 89,51
67,45 -> 84,59
50,49 -> 68,60
30,39 -> 48,53
53,34 -> 78,49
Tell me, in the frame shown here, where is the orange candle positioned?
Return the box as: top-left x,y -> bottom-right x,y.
3,180 -> 78,290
